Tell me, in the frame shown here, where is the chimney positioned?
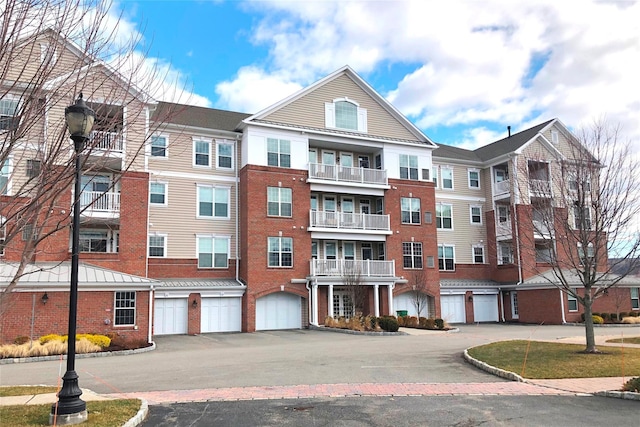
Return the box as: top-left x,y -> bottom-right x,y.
507,126 -> 511,138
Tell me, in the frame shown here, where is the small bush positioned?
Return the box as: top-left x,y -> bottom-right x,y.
396,315 -> 406,327
601,313 -> 610,321
435,318 -> 445,329
619,312 -> 629,319
424,318 -> 436,329
337,316 -> 348,329
592,315 -> 604,324
76,338 -> 102,354
39,334 -> 62,345
405,316 -> 419,328
363,315 -> 378,331
77,334 -> 111,348
418,317 -> 428,328
378,316 -> 399,332
13,336 -> 29,345
621,316 -> 640,324
622,377 -> 640,393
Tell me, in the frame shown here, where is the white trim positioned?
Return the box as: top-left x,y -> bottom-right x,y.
148,233 -> 168,258
196,184 -> 231,220
467,168 -> 481,189
436,202 -> 453,230
149,181 -> 168,206
196,235 -> 231,269
216,139 -> 234,170
472,244 -> 485,264
193,136 -> 213,167
440,166 -> 454,190
150,133 -> 169,158
469,205 -> 483,225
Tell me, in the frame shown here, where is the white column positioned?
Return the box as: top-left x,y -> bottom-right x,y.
387,284 -> 394,315
328,284 -> 334,318
312,283 -> 319,325
374,284 -> 380,317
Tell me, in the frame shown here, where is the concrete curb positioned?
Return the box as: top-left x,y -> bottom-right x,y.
122,399 -> 149,427
462,349 -> 526,382
0,342 -> 156,365
594,390 -> 640,401
309,325 -> 408,336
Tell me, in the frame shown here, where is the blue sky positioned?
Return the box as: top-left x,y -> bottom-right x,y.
113,0 -> 640,149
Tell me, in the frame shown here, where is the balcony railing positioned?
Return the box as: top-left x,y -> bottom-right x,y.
90,131 -> 123,152
533,220 -> 554,237
80,191 -> 120,214
308,163 -> 388,185
310,259 -> 396,277
309,211 -> 390,231
529,179 -> 552,197
496,220 -> 512,237
494,179 -> 510,195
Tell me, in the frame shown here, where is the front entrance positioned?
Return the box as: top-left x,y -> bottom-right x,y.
333,290 -> 353,318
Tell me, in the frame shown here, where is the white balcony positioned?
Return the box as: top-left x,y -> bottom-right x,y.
309,211 -> 390,232
529,179 -> 552,198
80,191 -> 120,217
494,179 -> 510,197
496,220 -> 512,239
310,259 -> 396,277
90,131 -> 123,152
308,163 -> 388,186
533,220 -> 554,238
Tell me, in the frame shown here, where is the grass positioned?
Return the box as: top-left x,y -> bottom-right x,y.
0,387 -> 141,427
607,336 -> 640,345
467,340 -> 640,379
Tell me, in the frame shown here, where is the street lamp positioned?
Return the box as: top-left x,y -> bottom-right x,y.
51,93 -> 95,425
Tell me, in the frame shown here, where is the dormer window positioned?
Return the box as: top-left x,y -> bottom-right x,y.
325,98 -> 367,132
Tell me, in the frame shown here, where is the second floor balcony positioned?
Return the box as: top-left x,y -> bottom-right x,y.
309,210 -> 391,233
80,191 -> 120,217
308,163 -> 388,186
90,130 -> 124,152
310,259 -> 396,277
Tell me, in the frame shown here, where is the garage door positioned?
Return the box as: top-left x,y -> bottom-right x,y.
440,295 -> 465,323
256,292 -> 302,330
394,292 -> 420,317
473,294 -> 499,322
154,298 -> 188,335
201,297 -> 242,333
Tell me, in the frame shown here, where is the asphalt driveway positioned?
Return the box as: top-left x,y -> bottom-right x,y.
2,324 -> 638,394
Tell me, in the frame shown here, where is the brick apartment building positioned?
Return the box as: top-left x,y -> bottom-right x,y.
1,31 -> 638,343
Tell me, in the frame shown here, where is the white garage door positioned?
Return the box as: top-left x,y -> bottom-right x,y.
201,297 -> 242,333
154,298 -> 188,335
256,292 -> 302,331
473,294 -> 499,322
394,292 -> 420,317
440,295 -> 466,323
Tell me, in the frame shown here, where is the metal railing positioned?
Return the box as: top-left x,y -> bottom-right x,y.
308,163 -> 387,185
529,179 -> 552,197
80,191 -> 120,213
494,179 -> 510,195
90,131 -> 124,152
310,259 -> 395,277
309,211 -> 390,231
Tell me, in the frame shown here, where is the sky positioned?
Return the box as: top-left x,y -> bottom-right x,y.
110,0 -> 640,150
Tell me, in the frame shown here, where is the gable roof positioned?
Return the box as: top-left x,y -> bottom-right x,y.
152,101 -> 250,132
243,65 -> 437,147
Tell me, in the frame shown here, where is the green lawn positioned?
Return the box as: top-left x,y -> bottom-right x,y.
0,387 -> 140,427
467,340 -> 640,379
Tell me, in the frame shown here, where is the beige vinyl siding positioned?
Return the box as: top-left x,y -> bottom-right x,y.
435,197 -> 487,264
264,74 -> 420,142
519,139 -> 565,205
148,176 -> 237,259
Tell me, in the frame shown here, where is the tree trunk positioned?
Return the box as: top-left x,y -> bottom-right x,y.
583,291 -> 598,353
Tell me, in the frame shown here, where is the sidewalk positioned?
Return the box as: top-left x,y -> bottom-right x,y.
0,389 -> 112,406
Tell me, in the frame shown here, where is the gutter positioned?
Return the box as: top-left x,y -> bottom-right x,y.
559,288 -> 567,323
235,136 -> 244,289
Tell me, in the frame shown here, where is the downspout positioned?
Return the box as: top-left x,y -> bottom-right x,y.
305,280 -> 312,326
499,289 -> 505,322
511,155 -> 523,288
559,288 -> 567,323
235,136 -> 242,287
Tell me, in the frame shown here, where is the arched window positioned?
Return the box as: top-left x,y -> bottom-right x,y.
325,98 -> 367,132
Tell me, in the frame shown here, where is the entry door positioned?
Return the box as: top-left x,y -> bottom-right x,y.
359,199 -> 370,214
333,291 -> 353,318
361,243 -> 373,260
340,153 -> 353,168
322,150 -> 336,165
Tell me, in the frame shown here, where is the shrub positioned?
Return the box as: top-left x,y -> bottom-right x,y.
77,334 -> 111,348
622,316 -> 640,324
435,318 -> 445,329
622,377 -> 640,393
592,315 -> 604,324
424,318 -> 436,329
405,316 -> 419,328
396,315 -> 406,327
14,336 -> 29,345
592,312 -> 601,318
619,312 -> 629,319
39,334 -> 64,344
337,316 -> 348,329
364,315 -> 378,331
76,338 -> 102,354
377,316 -> 399,332
601,313 -> 610,321
418,317 -> 428,328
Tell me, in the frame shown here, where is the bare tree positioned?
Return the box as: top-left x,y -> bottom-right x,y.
522,119 -> 640,353
0,1 -> 181,317
407,269 -> 431,317
342,262 -> 367,317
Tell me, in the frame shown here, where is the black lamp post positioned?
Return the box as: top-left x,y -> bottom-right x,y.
51,94 -> 95,425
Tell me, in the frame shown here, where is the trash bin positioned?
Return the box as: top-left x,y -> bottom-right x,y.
396,310 -> 408,317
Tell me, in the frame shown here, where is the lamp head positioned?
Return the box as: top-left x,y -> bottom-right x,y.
65,93 -> 95,139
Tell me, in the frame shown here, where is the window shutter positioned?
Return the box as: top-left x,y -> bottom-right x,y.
357,107 -> 367,132
325,103 -> 335,128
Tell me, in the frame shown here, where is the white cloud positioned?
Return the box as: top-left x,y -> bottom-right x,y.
219,0 -> 640,149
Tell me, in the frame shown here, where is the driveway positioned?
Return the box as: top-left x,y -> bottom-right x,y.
1,324 -> 638,395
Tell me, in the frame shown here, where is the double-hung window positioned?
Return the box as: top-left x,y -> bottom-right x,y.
0,98 -> 19,131
267,187 -> 292,217
151,135 -> 167,157
573,205 -> 591,230
114,291 -> 135,326
498,244 -> 513,265
468,169 -> 480,188
149,182 -> 167,205
194,138 -> 211,167
436,203 -> 453,229
197,186 -> 229,219
470,206 -> 482,224
26,159 -> 41,178
441,167 -> 453,189
1,159 -> 10,194
197,236 -> 229,268
402,242 -> 423,269
399,154 -> 418,180
438,245 -> 455,271
268,237 -> 293,267
401,197 -> 421,224
473,245 -> 485,263
632,288 -> 639,310
148,234 -> 166,257
217,141 -> 233,169
267,138 -> 291,168
567,289 -> 578,312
